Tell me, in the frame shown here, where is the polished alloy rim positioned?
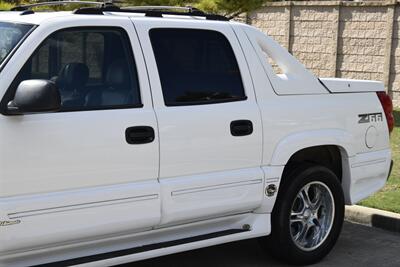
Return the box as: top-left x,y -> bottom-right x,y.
289,181 -> 335,251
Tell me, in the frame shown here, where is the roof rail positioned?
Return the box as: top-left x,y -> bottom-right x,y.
9,1 -> 229,21
123,6 -> 202,13
74,5 -> 229,21
125,6 -> 193,11
11,1 -> 105,12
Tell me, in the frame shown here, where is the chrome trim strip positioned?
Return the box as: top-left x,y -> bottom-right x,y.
8,194 -> 158,219
351,158 -> 387,168
172,179 -> 263,196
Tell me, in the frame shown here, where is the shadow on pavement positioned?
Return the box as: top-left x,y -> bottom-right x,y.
119,222 -> 400,267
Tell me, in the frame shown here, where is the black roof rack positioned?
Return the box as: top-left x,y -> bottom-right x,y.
74,5 -> 229,21
11,1 -> 105,11
9,1 -> 229,21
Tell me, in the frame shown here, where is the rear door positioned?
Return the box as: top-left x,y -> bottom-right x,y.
133,19 -> 264,225
0,18 -> 160,254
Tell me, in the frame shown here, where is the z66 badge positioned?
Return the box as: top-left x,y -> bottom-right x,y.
358,113 -> 383,124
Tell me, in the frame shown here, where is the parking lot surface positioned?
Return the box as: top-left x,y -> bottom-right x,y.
123,222 -> 400,267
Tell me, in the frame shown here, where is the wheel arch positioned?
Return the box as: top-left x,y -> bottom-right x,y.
270,130 -> 354,204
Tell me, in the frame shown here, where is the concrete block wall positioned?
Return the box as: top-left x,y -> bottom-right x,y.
248,1 -> 400,106
337,6 -> 387,82
392,7 -> 400,104
291,5 -> 338,77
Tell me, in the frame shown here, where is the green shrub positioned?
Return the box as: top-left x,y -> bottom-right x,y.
0,1 -> 15,11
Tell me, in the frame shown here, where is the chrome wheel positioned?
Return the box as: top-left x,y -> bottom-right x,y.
290,181 -> 335,251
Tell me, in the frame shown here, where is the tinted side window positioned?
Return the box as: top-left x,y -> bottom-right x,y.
8,27 -> 141,112
150,29 -> 246,106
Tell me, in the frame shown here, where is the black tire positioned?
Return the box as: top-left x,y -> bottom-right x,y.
259,163 -> 345,265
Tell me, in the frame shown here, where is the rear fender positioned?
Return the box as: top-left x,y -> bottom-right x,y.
270,129 -> 355,166
255,129 -> 355,210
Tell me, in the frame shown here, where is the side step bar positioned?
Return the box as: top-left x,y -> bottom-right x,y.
35,229 -> 249,267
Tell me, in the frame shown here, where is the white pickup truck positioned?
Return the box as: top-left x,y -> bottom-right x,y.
0,3 -> 394,267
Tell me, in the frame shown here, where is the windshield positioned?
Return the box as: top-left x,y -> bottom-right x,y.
0,22 -> 33,66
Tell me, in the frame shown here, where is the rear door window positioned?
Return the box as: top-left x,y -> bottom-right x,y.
149,29 -> 246,106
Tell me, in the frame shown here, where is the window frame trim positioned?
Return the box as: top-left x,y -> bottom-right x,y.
163,96 -> 248,107
0,26 -> 144,115
149,27 -> 248,108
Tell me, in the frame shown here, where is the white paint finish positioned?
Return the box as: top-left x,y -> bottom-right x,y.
159,168 -> 264,225
270,129 -> 355,165
320,78 -> 385,93
0,181 -> 161,255
0,109 -> 159,196
248,83 -> 389,167
346,149 -> 391,204
154,102 -> 263,178
0,213 -> 270,267
0,11 -> 73,25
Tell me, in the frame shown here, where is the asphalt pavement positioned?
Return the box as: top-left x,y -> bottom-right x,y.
122,221 -> 400,267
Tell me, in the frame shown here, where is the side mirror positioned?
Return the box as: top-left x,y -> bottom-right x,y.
7,80 -> 61,115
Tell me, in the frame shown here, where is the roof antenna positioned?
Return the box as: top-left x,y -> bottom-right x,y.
185,5 -> 204,15
103,0 -> 114,7
102,0 -> 121,10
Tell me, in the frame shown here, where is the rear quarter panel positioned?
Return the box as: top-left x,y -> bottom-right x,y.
233,23 -> 391,205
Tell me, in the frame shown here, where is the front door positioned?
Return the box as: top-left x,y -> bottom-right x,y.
0,18 -> 160,254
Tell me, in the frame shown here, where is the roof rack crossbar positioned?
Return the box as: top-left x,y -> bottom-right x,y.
11,1 -> 104,11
